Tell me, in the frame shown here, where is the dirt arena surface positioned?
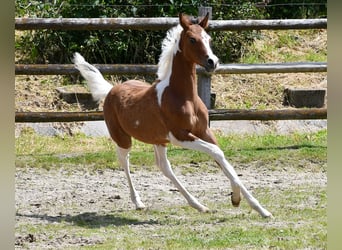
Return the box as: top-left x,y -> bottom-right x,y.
15,161 -> 326,249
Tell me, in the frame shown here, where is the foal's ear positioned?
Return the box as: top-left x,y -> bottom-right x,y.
179,13 -> 192,29
199,12 -> 210,29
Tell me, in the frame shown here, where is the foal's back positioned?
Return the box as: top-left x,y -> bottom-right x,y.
103,80 -> 169,148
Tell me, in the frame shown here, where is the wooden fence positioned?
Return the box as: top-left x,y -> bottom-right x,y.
15,16 -> 327,123
15,17 -> 326,31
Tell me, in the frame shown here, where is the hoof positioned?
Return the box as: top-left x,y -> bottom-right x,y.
135,203 -> 146,210
136,206 -> 146,211
197,205 -> 210,213
200,207 -> 210,213
230,192 -> 241,207
261,210 -> 273,218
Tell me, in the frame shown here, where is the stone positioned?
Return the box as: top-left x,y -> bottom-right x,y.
283,88 -> 326,108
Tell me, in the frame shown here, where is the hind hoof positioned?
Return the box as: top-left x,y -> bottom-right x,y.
230,192 -> 241,207
260,210 -> 273,218
199,207 -> 210,213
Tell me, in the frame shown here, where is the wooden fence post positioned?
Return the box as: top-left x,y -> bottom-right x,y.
197,6 -> 213,109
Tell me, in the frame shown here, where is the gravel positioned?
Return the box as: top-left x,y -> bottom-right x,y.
15,162 -> 327,249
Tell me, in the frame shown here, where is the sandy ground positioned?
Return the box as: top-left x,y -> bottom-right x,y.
15,160 -> 327,249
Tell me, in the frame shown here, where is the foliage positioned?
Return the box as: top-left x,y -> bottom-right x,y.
265,0 -> 327,19
15,0 -> 265,64
14,1 -> 327,65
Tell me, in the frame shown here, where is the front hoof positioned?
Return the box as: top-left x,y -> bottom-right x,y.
261,210 -> 273,218
135,203 -> 146,210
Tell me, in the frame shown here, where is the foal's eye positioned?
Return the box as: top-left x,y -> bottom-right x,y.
189,37 -> 196,44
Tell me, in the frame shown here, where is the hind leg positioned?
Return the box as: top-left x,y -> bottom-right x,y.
117,146 -> 146,210
103,105 -> 145,209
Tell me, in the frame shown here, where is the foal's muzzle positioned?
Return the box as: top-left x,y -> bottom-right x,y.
204,55 -> 219,72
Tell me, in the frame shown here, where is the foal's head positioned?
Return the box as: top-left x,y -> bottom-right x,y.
178,13 -> 219,72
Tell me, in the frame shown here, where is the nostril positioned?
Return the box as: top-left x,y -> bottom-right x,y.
208,58 -> 214,67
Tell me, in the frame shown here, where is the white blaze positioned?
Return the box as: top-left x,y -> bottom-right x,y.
201,30 -> 219,67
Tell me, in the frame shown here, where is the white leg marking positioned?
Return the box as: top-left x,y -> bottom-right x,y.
153,145 -> 209,212
169,133 -> 272,218
117,147 -> 146,210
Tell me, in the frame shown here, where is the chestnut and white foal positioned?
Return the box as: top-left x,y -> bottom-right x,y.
74,13 -> 272,218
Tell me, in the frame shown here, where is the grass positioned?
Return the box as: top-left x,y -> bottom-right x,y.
15,129 -> 327,248
16,128 -> 327,173
211,29 -> 327,110
91,199 -> 326,249
15,128 -> 326,249
241,29 -> 327,64
17,185 -> 326,249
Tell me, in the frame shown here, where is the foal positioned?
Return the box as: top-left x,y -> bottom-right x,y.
74,13 -> 272,218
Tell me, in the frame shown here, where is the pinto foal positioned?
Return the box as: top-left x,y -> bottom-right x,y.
74,13 -> 272,218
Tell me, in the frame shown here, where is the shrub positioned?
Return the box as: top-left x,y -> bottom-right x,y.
15,0 -> 265,64
265,0 -> 327,19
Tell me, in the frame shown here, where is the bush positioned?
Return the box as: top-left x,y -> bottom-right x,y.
265,0 -> 327,19
15,0 -> 265,64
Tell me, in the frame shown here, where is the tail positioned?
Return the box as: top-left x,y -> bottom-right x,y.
73,52 -> 113,102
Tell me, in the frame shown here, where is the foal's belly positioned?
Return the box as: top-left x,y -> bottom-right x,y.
110,80 -> 170,145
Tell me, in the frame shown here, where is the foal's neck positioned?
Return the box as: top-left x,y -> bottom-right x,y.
169,52 -> 198,100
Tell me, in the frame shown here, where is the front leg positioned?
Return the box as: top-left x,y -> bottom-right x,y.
197,128 -> 242,207
153,144 -> 210,212
169,132 -> 272,218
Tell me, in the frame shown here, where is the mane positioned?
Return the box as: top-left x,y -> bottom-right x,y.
157,24 -> 183,80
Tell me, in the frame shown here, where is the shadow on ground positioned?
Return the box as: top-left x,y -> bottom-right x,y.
16,211 -> 159,228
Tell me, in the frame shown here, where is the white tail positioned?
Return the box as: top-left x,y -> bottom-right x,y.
73,52 -> 113,102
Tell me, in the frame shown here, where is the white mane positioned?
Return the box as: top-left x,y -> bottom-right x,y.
157,24 -> 183,80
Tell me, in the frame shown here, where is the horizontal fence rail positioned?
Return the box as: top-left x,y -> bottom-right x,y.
208,108 -> 327,121
15,18 -> 327,31
15,109 -> 327,123
15,62 -> 327,75
215,62 -> 327,74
